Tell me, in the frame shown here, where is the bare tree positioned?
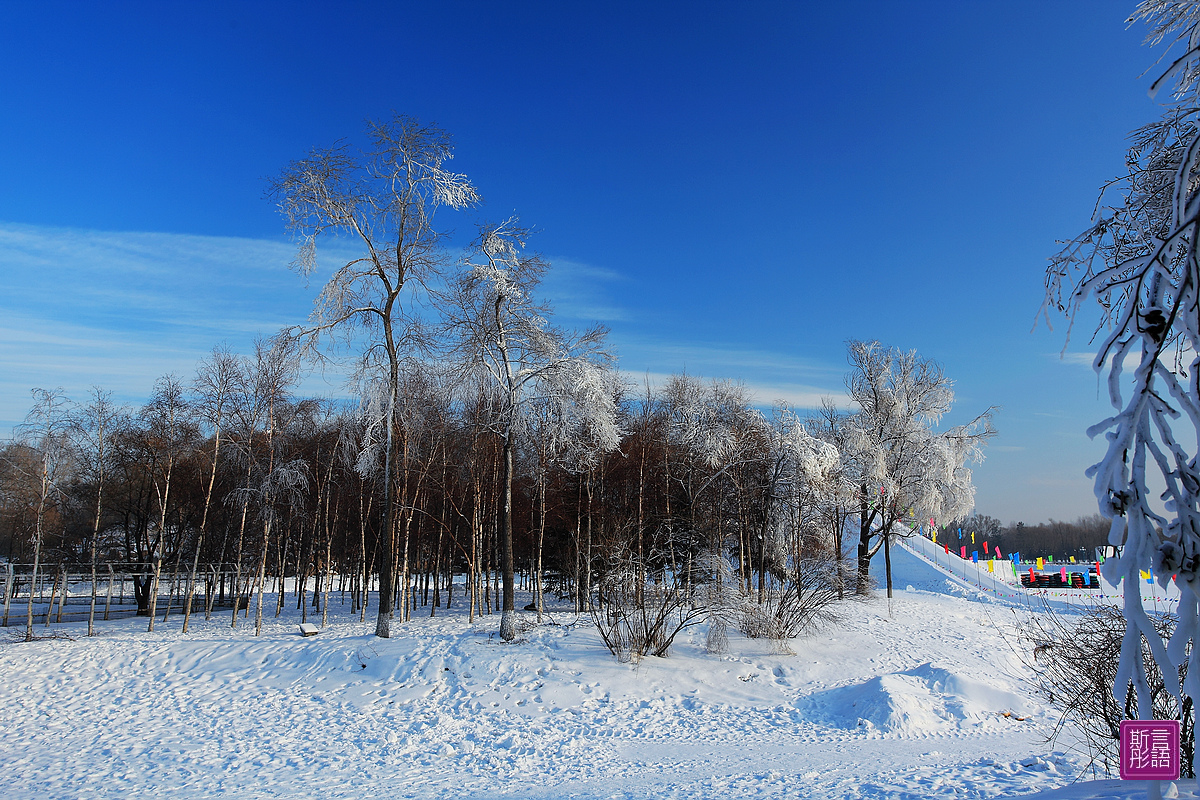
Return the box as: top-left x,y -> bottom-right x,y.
239,338 -> 308,637
142,376 -> 194,632
270,114 -> 479,639
11,389 -> 74,641
183,346 -> 237,633
71,388 -> 125,636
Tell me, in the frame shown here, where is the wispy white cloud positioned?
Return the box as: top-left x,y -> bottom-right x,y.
1054,349 -> 1146,372
541,255 -> 629,323
1057,351 -> 1097,367
0,226 -> 850,431
617,369 -> 847,412
0,222 -> 360,430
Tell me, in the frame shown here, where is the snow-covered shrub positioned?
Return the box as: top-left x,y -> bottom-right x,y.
1023,603 -> 1194,779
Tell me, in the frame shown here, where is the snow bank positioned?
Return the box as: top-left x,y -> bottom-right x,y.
799,661 -> 1032,735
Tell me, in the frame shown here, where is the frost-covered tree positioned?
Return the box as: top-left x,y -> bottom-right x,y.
807,398 -> 861,598
270,115 -> 479,638
1044,1 -> 1200,776
441,218 -> 620,641
758,403 -> 840,587
842,341 -> 994,597
239,338 -> 308,637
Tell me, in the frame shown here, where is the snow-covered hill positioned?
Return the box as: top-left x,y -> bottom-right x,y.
0,544 -> 1184,799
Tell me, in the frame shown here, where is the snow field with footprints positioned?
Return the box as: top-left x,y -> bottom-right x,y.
0,544 -> 1172,799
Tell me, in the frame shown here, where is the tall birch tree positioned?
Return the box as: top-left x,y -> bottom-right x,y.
442,218 -> 620,640
270,115 -> 479,638
11,389 -> 73,641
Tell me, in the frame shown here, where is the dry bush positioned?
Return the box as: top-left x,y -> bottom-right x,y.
739,558 -> 844,647
591,566 -> 707,662
1024,603 -> 1194,778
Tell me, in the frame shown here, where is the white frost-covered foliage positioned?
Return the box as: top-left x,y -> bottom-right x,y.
1044,0 -> 1200,745
844,341 -> 993,562
664,376 -> 758,471
775,405 -> 840,488
443,217 -> 621,458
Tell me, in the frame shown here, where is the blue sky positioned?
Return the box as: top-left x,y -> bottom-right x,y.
0,1 -> 1168,524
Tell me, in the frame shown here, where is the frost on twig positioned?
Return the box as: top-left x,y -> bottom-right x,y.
1045,1 -> 1200,774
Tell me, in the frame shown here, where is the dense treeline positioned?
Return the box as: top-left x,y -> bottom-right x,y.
0,344 -> 991,649
0,363 -> 852,636
941,513 -> 1111,562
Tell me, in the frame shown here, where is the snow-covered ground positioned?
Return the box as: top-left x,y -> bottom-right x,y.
0,544 -> 1188,800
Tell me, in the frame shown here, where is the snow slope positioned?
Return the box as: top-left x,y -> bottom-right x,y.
0,543 -> 1183,799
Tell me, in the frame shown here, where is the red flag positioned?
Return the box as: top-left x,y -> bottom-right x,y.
943,544 -> 949,555
983,541 -> 989,555
960,546 -> 967,559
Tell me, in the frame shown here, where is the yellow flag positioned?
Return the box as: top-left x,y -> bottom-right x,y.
1141,570 -> 1151,580
988,560 -> 994,573
971,532 -> 976,544
1037,557 -> 1044,570
931,530 -> 937,543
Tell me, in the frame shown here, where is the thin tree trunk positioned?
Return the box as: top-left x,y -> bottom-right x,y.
375,377 -> 398,639
536,466 -> 547,621
884,529 -> 894,600
322,494 -> 336,628
856,484 -> 872,595
44,570 -> 60,627
87,442 -> 105,636
2,562 -> 12,627
25,459 -> 50,642
499,436 -> 516,641
147,554 -> 164,631
231,465 -> 252,628
185,422 -> 223,633
55,569 -> 68,623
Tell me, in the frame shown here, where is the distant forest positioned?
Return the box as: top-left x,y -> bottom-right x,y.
944,514 -> 1111,562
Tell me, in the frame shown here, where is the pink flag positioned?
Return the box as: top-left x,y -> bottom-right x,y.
960,546 -> 967,559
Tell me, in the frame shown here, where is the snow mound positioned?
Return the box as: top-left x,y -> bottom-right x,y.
798,662 -> 1030,735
